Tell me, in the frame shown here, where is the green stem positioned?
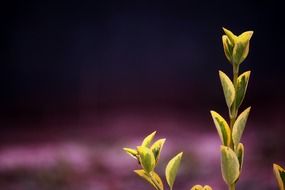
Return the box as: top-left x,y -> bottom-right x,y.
229,65 -> 239,149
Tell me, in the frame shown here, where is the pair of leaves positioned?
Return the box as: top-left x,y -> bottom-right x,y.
273,163 -> 285,190
210,107 -> 251,147
222,27 -> 253,65
220,144 -> 245,186
219,70 -> 251,110
191,185 -> 212,190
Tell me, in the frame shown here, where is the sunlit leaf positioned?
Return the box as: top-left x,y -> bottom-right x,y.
210,111 -> 231,146
273,163 -> 285,190
165,152 -> 183,190
223,27 -> 237,44
123,148 -> 137,159
141,131 -> 156,147
232,107 -> 251,147
236,71 -> 251,108
220,146 -> 240,185
151,138 -> 166,164
219,71 -> 235,108
137,146 -> 156,173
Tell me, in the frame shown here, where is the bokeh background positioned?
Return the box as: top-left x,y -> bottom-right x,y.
1,1 -> 285,190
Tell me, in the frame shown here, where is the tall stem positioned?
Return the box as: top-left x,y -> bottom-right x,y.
228,65 -> 239,190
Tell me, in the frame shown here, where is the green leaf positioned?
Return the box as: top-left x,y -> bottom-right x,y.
273,163 -> 285,190
191,185 -> 203,190
238,31 -> 253,64
123,148 -> 137,159
232,31 -> 253,65
233,42 -> 246,65
238,31 -> 254,43
210,111 -> 231,146
219,71 -> 235,108
151,138 -> 166,164
165,152 -> 183,190
220,146 -> 240,185
134,170 -> 161,190
137,146 -> 156,173
141,131 -> 157,147
223,27 -> 237,44
235,143 -> 244,172
236,71 -> 251,108
232,107 -> 251,147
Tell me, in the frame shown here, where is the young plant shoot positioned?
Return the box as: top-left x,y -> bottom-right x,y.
123,131 -> 183,190
210,28 -> 253,190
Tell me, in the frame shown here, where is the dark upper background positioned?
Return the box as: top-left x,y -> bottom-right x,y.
1,1 -> 284,125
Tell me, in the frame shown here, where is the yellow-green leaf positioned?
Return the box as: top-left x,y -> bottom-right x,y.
210,111 -> 231,146
236,71 -> 251,108
141,131 -> 156,147
238,31 -> 253,64
137,146 -> 156,173
219,71 -> 235,108
223,27 -> 237,44
232,31 -> 253,65
233,42 -> 246,65
151,138 -> 166,164
222,35 -> 233,62
238,31 -> 254,44
273,163 -> 285,190
123,147 -> 137,159
165,152 -> 183,190
191,185 -> 203,190
235,143 -> 244,172
134,170 -> 159,190
232,107 -> 251,147
220,146 -> 240,185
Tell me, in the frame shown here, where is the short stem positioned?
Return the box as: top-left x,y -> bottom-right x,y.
229,184 -> 236,190
232,65 -> 239,116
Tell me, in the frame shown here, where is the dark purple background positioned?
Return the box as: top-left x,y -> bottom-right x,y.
0,1 -> 284,190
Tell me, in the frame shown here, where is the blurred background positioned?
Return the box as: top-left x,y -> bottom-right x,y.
0,1 -> 285,190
